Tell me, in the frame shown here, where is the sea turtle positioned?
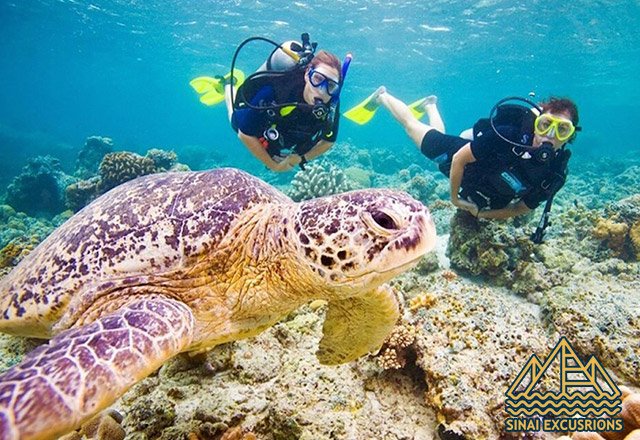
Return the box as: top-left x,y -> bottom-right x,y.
0,168 -> 435,439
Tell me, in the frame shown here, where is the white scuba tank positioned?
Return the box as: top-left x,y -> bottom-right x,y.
257,40 -> 303,72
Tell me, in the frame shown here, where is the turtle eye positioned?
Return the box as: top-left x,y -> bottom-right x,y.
371,211 -> 398,230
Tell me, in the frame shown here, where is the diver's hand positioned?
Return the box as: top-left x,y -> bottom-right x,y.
272,154 -> 301,172
286,154 -> 302,166
452,198 -> 480,217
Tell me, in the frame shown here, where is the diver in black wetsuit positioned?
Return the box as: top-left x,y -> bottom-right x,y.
376,89 -> 579,216
366,88 -> 580,241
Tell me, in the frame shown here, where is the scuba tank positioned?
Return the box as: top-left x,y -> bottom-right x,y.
258,40 -> 307,72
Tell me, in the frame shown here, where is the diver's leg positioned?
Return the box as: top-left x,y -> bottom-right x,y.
377,90 -> 439,150
421,96 -> 444,133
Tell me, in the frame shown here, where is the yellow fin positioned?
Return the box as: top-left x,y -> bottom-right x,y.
408,97 -> 427,119
199,90 -> 225,106
343,90 -> 382,125
189,76 -> 218,94
189,69 -> 245,107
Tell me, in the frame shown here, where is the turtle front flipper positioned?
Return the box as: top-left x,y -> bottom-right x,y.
0,297 -> 195,440
317,285 -> 400,365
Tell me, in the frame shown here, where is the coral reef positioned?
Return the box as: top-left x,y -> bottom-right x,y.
591,194 -> 640,261
59,410 -> 125,440
65,176 -> 102,212
99,151 -> 157,191
288,162 -> 354,201
403,173 -> 438,206
0,204 -> 59,275
0,235 -> 41,272
447,210 -> 540,283
542,275 -> 640,384
375,323 -> 417,370
343,166 -> 372,189
1,143 -> 639,440
97,308 -> 436,439
5,155 -> 77,217
75,136 -> 114,179
146,148 -> 178,171
66,141 -> 190,211
401,271 -> 557,439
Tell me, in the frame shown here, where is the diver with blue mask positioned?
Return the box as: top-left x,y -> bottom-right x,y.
198,33 -> 351,172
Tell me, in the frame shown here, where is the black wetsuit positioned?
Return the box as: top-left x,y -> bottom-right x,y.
231,69 -> 339,159
419,107 -> 570,210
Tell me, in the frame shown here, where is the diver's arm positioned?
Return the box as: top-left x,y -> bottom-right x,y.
449,143 -> 478,212
304,140 -> 334,161
238,131 -> 294,172
477,201 -> 531,219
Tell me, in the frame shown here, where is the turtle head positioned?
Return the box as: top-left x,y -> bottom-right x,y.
293,189 -> 436,294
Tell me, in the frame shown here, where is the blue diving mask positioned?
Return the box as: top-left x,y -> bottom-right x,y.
308,68 -> 341,97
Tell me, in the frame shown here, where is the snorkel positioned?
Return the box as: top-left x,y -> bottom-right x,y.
332,52 -> 352,104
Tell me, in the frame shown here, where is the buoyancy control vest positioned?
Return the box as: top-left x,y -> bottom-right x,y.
460,104 -> 571,210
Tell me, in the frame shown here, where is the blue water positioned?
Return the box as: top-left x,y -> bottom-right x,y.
1,0 -> 639,178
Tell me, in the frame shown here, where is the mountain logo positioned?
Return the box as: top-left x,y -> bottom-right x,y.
504,336 -> 623,432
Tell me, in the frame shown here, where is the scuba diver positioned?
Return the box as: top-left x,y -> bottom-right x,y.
191,34 -> 351,172
344,87 -> 580,242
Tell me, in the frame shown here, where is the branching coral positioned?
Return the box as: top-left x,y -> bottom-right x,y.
288,162 -> 354,201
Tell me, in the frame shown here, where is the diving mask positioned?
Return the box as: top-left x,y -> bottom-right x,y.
308,68 -> 340,97
534,114 -> 575,142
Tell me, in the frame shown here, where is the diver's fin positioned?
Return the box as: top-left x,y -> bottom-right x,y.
189,69 -> 245,107
343,87 -> 385,125
408,95 -> 438,120
408,97 -> 427,120
316,285 -> 400,365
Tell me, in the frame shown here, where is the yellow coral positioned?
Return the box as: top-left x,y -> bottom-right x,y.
0,237 -> 40,270
629,220 -> 640,260
409,292 -> 437,311
376,323 -> 417,369
593,218 -> 630,256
